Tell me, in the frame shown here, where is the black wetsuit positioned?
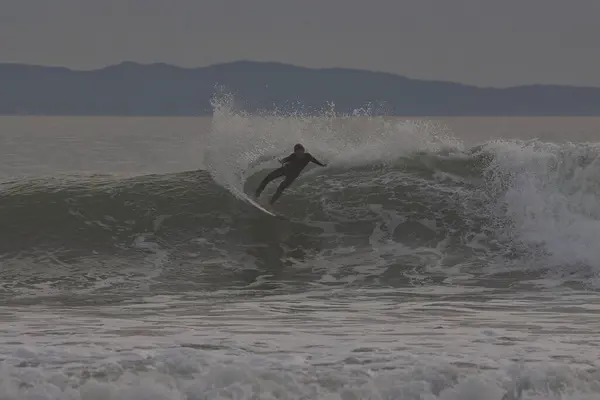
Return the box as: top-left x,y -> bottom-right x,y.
255,152 -> 326,204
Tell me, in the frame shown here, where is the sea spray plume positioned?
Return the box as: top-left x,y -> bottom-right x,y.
203,91 -> 463,202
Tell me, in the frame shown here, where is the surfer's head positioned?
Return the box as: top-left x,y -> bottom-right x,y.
294,144 -> 305,154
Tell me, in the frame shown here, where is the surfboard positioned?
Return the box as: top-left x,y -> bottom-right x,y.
244,196 -> 280,217
230,187 -> 282,217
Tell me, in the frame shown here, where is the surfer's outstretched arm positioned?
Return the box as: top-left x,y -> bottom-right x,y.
310,156 -> 327,167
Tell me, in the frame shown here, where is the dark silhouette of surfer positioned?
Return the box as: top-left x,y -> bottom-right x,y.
255,144 -> 327,205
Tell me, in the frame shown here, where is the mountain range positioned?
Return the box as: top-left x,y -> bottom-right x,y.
1,61 -> 599,116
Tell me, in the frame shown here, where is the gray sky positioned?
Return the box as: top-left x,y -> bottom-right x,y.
1,0 -> 599,87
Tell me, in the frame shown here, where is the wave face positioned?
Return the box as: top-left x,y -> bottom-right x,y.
3,98 -> 600,294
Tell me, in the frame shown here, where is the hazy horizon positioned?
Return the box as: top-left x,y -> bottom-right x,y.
2,0 -> 599,88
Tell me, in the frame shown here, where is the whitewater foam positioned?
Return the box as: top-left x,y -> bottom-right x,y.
479,139 -> 600,276
3,291 -> 600,400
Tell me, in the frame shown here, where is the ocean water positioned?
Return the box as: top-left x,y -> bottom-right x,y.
2,100 -> 600,399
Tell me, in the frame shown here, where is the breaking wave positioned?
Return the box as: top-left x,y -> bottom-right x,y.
3,96 -> 600,291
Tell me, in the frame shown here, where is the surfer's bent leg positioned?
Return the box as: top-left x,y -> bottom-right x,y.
255,168 -> 286,197
270,175 -> 297,205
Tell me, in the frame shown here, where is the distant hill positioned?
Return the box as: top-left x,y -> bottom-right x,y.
1,61 -> 600,116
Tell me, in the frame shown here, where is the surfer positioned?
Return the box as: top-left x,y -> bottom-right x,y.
255,144 -> 327,205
